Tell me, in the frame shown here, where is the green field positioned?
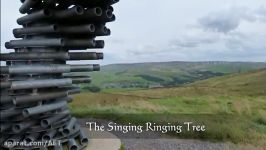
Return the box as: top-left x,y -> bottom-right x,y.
76,61 -> 266,90
70,68 -> 266,147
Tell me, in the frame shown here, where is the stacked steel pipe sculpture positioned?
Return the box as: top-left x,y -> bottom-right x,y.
0,0 -> 119,149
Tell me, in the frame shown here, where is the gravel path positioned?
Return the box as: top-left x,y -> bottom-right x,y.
121,139 -> 238,150
120,139 -> 264,150
78,118 -> 263,150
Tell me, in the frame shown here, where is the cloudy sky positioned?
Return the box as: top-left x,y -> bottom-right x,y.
1,0 -> 266,65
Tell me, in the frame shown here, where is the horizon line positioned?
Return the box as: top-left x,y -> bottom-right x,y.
102,60 -> 266,66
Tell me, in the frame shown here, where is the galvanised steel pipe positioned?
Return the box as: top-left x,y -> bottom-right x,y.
72,77 -> 92,84
24,133 -> 40,143
53,6 -> 84,19
1,64 -> 100,74
0,82 -> 11,89
13,23 -> 100,38
13,25 -> 59,38
1,78 -> 73,90
19,0 -> 40,14
74,0 -> 120,6
0,109 -> 21,119
1,65 -> 70,74
17,9 -> 53,25
0,0 -> 119,149
1,90 -> 77,104
63,39 -> 96,48
84,7 -> 103,18
66,86 -> 81,94
69,52 -> 104,60
0,96 -> 12,104
68,139 -> 79,150
0,52 -> 104,61
0,124 -> 11,132
71,64 -> 100,72
13,91 -> 68,105
79,130 -> 89,145
12,121 -> 36,133
94,10 -> 115,22
63,117 -> 77,135
94,40 -> 105,48
54,144 -> 64,150
95,25 -> 111,36
58,24 -> 96,34
20,6 -> 86,21
5,38 -> 64,49
40,110 -> 70,128
22,100 -> 68,117
42,130 -> 57,141
5,135 -> 23,148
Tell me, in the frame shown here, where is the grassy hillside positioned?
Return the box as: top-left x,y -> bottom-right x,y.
119,69 -> 266,98
77,61 -> 266,90
70,69 -> 266,147
194,69 -> 266,96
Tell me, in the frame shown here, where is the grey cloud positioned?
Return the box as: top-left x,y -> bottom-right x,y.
198,7 -> 251,33
127,44 -> 164,56
170,33 -> 220,48
224,31 -> 266,52
170,40 -> 198,48
198,6 -> 266,33
254,6 -> 266,22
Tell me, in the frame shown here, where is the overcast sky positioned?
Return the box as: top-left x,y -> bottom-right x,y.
1,0 -> 266,65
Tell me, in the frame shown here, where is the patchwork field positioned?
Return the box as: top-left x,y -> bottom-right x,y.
71,61 -> 266,90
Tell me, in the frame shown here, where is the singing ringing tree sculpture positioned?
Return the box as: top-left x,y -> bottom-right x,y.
0,0 -> 119,149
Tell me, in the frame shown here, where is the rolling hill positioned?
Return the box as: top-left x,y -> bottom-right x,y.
194,68 -> 266,96
109,68 -> 266,100
77,61 -> 266,90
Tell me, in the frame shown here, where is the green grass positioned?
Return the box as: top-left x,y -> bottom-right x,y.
70,69 -> 266,147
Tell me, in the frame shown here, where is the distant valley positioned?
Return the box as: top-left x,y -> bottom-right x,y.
72,61 -> 266,91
